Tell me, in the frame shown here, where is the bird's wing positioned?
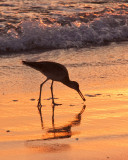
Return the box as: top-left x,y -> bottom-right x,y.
39,62 -> 69,81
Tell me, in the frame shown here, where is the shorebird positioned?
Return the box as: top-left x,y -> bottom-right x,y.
22,61 -> 85,106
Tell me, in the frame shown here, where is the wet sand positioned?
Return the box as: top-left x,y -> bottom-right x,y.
0,42 -> 128,160
0,89 -> 128,160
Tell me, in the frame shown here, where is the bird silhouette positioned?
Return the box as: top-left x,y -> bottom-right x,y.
22,61 -> 85,106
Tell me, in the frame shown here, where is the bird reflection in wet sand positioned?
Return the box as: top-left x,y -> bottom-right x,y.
38,105 -> 86,140
38,105 -> 44,129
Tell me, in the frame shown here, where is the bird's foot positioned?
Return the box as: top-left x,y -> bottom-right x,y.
52,102 -> 62,106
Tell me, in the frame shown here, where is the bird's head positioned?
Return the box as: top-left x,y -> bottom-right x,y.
70,81 -> 86,101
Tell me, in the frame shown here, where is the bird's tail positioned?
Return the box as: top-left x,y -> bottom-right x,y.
22,61 -> 36,66
22,61 -> 34,67
22,61 -> 28,65
22,61 -> 41,71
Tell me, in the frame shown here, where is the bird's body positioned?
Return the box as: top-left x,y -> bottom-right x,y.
23,61 -> 69,83
22,61 -> 85,106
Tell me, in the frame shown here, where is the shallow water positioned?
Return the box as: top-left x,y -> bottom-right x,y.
0,42 -> 128,159
0,42 -> 128,137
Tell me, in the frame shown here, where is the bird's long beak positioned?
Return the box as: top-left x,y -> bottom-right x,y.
78,90 -> 86,101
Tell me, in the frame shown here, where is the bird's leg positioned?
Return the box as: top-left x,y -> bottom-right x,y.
50,81 -> 62,106
38,78 -> 48,107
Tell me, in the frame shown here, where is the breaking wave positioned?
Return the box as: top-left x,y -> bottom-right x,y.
0,14 -> 128,53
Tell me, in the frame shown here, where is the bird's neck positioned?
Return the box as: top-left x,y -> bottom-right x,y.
63,79 -> 74,89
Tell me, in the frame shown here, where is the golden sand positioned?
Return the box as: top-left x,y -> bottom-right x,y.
0,43 -> 128,160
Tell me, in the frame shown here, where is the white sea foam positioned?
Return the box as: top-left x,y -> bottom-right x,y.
0,14 -> 128,53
